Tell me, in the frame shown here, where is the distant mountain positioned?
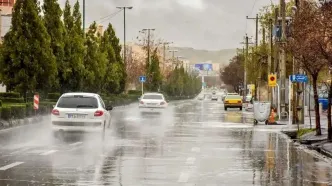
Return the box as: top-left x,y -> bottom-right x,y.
166,47 -> 237,66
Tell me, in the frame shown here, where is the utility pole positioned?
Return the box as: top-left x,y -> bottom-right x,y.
246,14 -> 259,48
117,7 -> 133,66
169,50 -> 178,69
268,18 -> 273,103
141,28 -> 155,65
162,42 -> 172,73
280,0 -> 287,119
240,35 -> 254,99
83,0 -> 85,36
247,14 -> 261,99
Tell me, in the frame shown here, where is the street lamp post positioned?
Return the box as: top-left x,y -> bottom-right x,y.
117,6 -> 133,65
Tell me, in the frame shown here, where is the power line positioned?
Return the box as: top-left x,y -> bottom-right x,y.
249,0 -> 258,16
88,9 -> 122,25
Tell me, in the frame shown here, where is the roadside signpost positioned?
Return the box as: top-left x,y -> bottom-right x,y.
288,74 -> 308,126
290,74 -> 308,83
139,76 -> 146,95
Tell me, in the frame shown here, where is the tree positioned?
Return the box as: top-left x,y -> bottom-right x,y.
286,0 -> 326,135
315,1 -> 332,140
83,22 -> 107,92
43,0 -> 65,91
146,48 -> 162,91
125,46 -> 145,88
62,0 -> 85,92
100,23 -> 123,94
220,54 -> 244,93
106,23 -> 126,93
0,0 -> 57,95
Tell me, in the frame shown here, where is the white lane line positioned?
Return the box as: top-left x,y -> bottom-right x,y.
10,147 -> 32,155
69,142 -> 83,146
185,157 -> 196,165
40,150 -> 58,155
191,147 -> 200,152
178,172 -> 190,183
0,162 -> 24,171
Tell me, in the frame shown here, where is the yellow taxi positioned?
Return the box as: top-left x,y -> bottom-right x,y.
224,94 -> 243,111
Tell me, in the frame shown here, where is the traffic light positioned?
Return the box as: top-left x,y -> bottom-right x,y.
268,74 -> 277,87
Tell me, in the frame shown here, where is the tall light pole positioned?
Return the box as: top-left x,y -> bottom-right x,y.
117,6 -> 133,65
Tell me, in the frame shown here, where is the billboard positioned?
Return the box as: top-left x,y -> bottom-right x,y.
194,63 -> 213,71
0,0 -> 15,15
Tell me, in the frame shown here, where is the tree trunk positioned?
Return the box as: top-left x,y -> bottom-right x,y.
312,74 -> 321,136
328,78 -> 332,141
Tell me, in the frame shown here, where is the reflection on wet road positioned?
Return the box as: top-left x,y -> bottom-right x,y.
0,100 -> 332,185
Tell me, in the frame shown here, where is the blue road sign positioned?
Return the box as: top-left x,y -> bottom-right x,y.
290,74 -> 308,83
139,76 -> 146,83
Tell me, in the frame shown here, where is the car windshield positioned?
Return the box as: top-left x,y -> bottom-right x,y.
226,95 -> 242,100
57,96 -> 98,108
142,94 -> 163,100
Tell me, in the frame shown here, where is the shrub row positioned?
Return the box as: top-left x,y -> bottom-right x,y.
0,102 -> 55,120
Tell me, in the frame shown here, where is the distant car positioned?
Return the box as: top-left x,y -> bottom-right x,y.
139,93 -> 168,110
211,95 -> 218,101
224,94 -> 243,111
51,92 -> 112,135
227,93 -> 239,96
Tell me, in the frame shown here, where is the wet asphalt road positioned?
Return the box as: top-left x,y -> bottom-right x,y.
1,99 -> 332,186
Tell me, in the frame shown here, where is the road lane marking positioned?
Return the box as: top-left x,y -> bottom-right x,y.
178,172 -> 190,183
10,147 -> 33,155
0,162 -> 24,171
185,157 -> 196,165
69,142 -> 83,146
40,150 -> 58,155
191,147 -> 200,152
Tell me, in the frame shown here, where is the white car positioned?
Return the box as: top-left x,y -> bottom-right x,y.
51,92 -> 112,133
211,95 -> 218,101
139,93 -> 168,110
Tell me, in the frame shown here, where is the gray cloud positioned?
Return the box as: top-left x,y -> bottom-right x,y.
5,0 -> 279,50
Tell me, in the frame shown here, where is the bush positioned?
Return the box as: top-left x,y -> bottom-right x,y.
0,100 -> 2,107
10,105 -> 26,119
1,98 -> 25,104
128,90 -> 141,95
43,99 -> 58,103
1,107 -> 11,120
0,92 -> 20,98
47,93 -> 60,100
26,104 -> 35,117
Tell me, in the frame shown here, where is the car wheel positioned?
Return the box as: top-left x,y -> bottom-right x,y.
240,107 -> 242,111
254,119 -> 258,125
224,107 -> 227,111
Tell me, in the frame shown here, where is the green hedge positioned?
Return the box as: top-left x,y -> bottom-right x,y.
11,105 -> 26,119
1,98 -> 25,103
47,93 -> 60,100
1,107 -> 11,120
0,92 -> 20,98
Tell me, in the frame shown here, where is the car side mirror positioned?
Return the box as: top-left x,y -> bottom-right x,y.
106,105 -> 113,111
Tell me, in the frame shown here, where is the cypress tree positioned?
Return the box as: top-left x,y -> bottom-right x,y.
0,0 -> 57,95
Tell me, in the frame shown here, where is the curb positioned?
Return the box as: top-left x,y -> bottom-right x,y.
0,115 -> 49,132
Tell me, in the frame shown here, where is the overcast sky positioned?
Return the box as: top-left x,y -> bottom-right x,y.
7,0 -> 281,50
